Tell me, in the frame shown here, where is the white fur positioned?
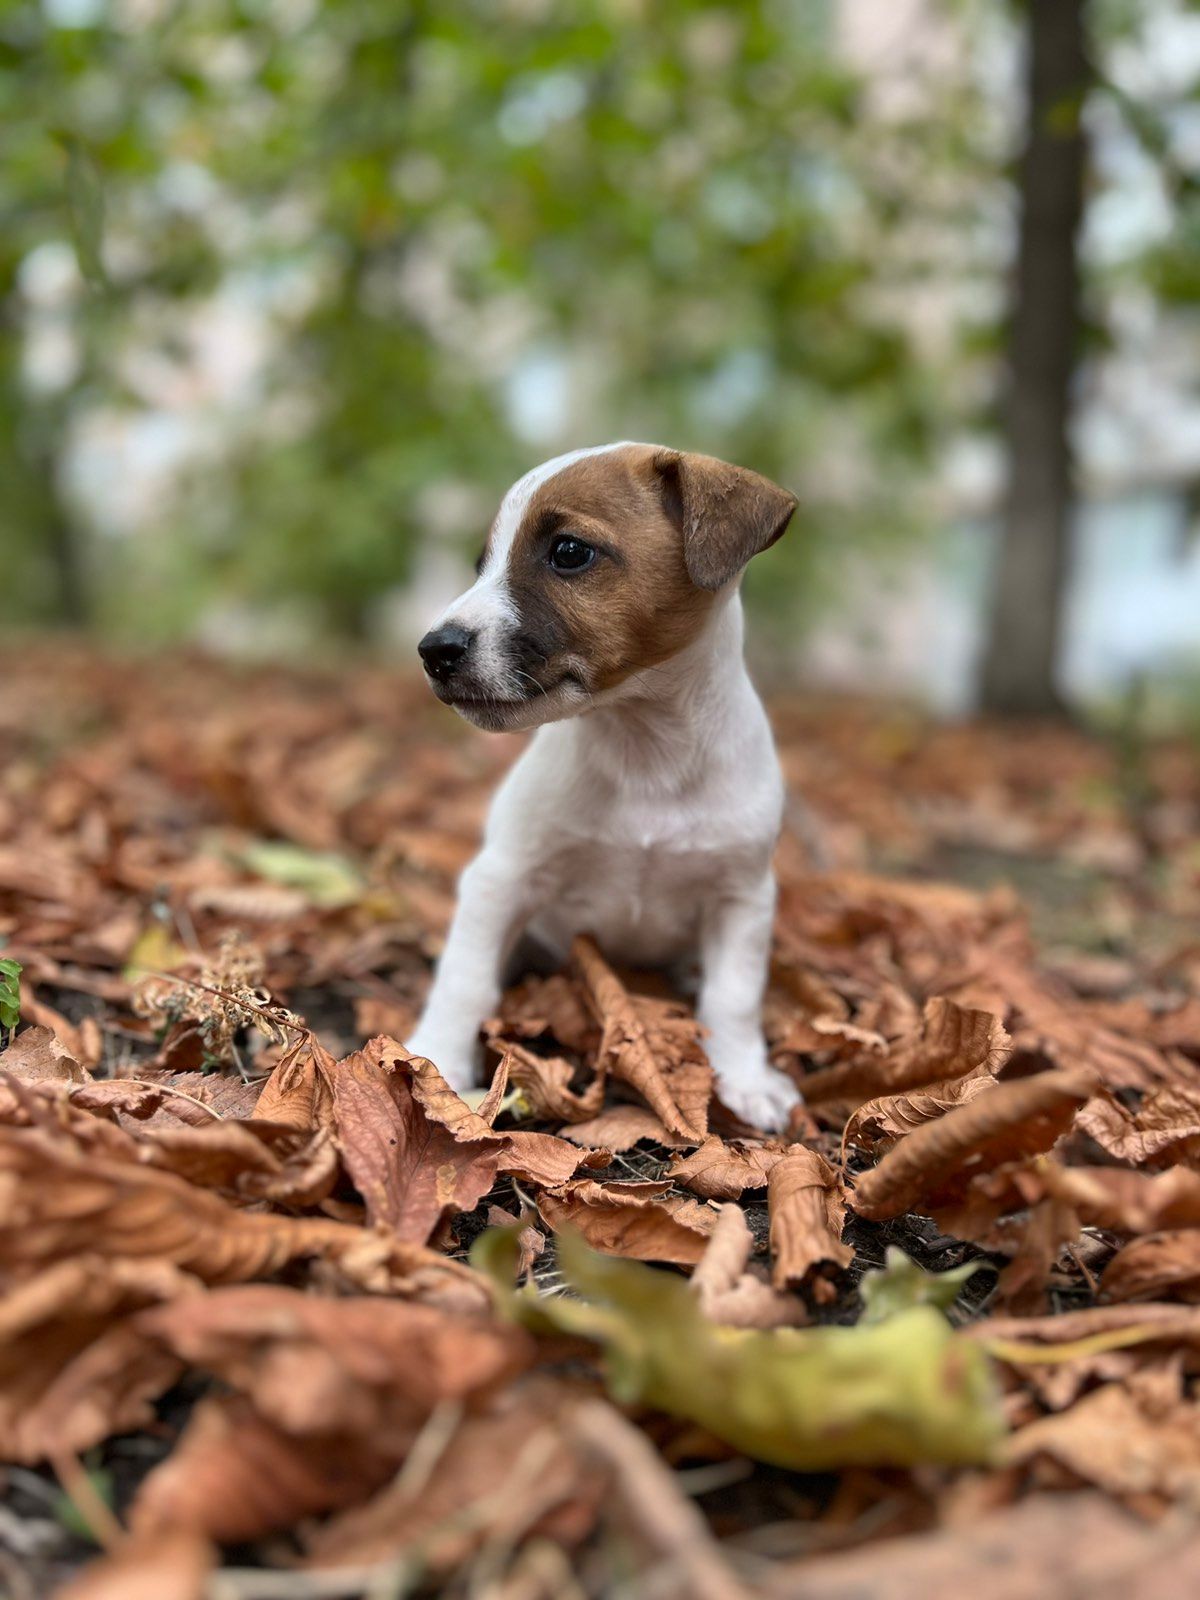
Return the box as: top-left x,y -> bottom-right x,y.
408,449 -> 800,1132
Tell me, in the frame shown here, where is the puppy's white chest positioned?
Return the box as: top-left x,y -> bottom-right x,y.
527,833 -> 723,966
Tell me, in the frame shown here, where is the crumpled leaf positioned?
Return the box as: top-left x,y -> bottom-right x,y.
130,1394 -> 395,1544
801,997 -> 1009,1109
330,1042 -> 502,1243
305,1377 -> 605,1575
561,1103 -> 688,1152
1008,1367 -> 1200,1503
474,1228 -> 1004,1470
843,1069 -> 996,1156
573,936 -> 710,1142
860,1246 -> 984,1325
768,1146 -> 852,1289
851,1069 -> 1093,1222
690,1203 -> 807,1328
1078,1085 -> 1200,1170
667,1136 -> 787,1200
1102,1232 -> 1200,1304
496,1041 -> 606,1124
537,1179 -> 718,1266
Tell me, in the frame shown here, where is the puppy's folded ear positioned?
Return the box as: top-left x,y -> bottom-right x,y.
652,450 -> 797,591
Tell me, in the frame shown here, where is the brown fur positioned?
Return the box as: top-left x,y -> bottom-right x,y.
503,445 -> 795,694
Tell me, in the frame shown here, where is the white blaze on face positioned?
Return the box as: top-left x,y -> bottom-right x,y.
432,443 -> 636,694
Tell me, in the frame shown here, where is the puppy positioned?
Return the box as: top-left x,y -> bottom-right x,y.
407,442 -> 801,1131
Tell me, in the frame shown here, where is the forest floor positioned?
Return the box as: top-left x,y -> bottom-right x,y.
2,642 -> 1200,1598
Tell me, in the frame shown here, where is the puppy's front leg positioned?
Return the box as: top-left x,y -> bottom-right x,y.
407,853 -> 529,1090
698,874 -> 800,1133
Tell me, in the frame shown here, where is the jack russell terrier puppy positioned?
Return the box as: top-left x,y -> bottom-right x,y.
407,442 -> 801,1131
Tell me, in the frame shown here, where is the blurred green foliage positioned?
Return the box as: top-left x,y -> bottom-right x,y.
1,0 -> 1196,647
1,0 -> 965,642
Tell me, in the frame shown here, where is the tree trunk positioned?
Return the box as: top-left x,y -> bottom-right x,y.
978,0 -> 1089,717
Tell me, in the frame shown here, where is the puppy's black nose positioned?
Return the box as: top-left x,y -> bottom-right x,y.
418,624 -> 474,682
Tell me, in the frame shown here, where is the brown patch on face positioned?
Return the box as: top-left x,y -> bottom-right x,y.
503,445 -> 717,694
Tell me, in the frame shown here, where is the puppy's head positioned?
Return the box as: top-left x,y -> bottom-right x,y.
417,442 -> 795,731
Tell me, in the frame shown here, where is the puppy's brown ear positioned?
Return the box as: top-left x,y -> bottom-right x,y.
652,450 -> 797,591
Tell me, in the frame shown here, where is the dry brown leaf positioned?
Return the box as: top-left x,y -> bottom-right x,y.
371,1037 -> 594,1187
130,1394 -> 395,1543
252,1041 -> 335,1131
1078,1085 -> 1200,1169
843,1069 -> 996,1155
761,1492 -> 1200,1600
538,1178 -> 717,1265
667,1136 -> 787,1200
1008,1371 -> 1200,1504
306,1377 -> 604,1575
560,1103 -> 689,1152
851,1069 -> 1093,1222
690,1203 -> 806,1328
768,1146 -> 852,1289
801,997 -> 1009,1109
0,1124 -> 465,1296
0,1024 -> 88,1083
0,1255 -> 199,1461
55,1530 -> 215,1600
1041,1164 -> 1200,1232
501,1041 -> 606,1123
330,1042 -> 502,1243
573,936 -> 709,1142
1102,1232 -> 1200,1304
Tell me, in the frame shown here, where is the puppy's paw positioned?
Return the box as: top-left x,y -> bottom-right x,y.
715,1064 -> 802,1134
404,1031 -> 478,1093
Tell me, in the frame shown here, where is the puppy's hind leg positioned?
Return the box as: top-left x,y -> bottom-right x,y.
407,853 -> 531,1091
696,873 -> 800,1134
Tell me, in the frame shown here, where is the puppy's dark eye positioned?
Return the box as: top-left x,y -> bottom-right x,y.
547,535 -> 596,573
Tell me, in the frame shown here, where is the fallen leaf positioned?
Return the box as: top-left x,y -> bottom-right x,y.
474,1229 -> 1003,1470
1102,1232 -> 1200,1304
561,1104 -> 688,1152
690,1203 -> 806,1328
851,1069 -> 1094,1222
801,997 -> 1009,1109
667,1136 -> 787,1200
842,1069 -> 997,1155
330,1043 -> 502,1243
0,1024 -> 87,1083
767,1146 -> 852,1289
573,937 -> 709,1142
537,1180 -> 717,1265
305,1378 -> 604,1575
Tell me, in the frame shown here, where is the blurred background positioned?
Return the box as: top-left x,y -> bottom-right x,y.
3,0 -> 1200,723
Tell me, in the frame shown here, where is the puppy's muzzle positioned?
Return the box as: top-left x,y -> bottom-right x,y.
418,624 -> 474,685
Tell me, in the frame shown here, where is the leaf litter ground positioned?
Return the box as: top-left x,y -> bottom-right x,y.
1,643 -> 1199,1597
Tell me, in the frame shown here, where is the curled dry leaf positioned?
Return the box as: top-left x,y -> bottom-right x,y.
252,1040 -> 335,1130
691,1203 -> 807,1329
1040,1164 -> 1200,1233
1102,1232 -> 1200,1304
1008,1371 -> 1200,1504
537,1179 -> 717,1266
572,936 -> 710,1142
368,1037 -> 596,1188
0,1125 -> 468,1298
0,1255 -> 199,1461
851,1069 -> 1094,1222
500,1041 -> 606,1124
306,1377 -> 605,1576
130,1394 -> 396,1544
768,1146 -> 852,1290
843,1069 -> 996,1156
801,997 -> 1009,1109
667,1136 -> 787,1200
1077,1085 -> 1200,1169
